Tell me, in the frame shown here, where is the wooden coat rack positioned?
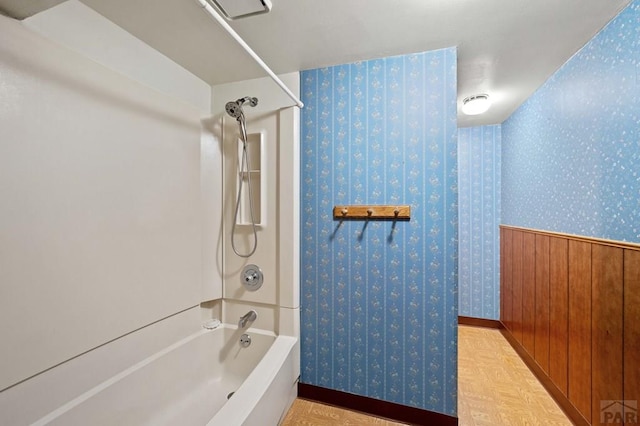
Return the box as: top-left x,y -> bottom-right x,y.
333,205 -> 411,220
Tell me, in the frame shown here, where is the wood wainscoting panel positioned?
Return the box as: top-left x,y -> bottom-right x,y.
591,244 -> 623,425
624,249 -> 640,419
568,240 -> 592,423
500,225 -> 640,426
512,230 -> 524,343
549,236 -> 569,395
500,227 -> 506,329
502,228 -> 513,332
534,234 -> 550,374
522,232 -> 536,357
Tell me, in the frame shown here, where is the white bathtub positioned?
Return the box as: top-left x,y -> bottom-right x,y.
30,326 -> 298,426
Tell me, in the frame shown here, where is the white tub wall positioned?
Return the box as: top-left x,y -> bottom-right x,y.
201,114 -> 224,301
212,74 -> 300,311
278,306 -> 301,339
22,2 -> 224,302
22,2 -> 225,303
0,9 -> 211,394
278,305 -> 301,390
277,106 -> 300,311
23,0 -> 211,113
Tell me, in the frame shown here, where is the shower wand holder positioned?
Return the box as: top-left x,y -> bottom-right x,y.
333,205 -> 411,221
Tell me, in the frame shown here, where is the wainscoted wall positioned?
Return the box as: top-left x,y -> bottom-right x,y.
500,226 -> 639,426
458,125 -> 501,320
502,0 -> 640,243
300,48 -> 458,415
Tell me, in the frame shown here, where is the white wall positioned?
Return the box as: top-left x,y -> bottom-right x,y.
0,13 -> 208,392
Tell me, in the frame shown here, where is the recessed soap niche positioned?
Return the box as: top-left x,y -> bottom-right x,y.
236,132 -> 263,226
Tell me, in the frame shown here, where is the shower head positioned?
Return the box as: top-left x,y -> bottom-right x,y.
225,101 -> 244,120
225,96 -> 258,121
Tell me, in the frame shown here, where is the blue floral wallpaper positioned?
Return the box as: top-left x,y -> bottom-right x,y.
458,126 -> 501,320
300,48 -> 458,416
502,0 -> 640,243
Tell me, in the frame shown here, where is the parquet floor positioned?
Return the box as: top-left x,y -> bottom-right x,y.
281,325 -> 572,426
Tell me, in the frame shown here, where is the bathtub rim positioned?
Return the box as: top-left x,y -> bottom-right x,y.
31,324 -> 279,425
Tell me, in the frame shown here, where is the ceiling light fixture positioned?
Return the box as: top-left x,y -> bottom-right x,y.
207,0 -> 272,20
461,94 -> 491,115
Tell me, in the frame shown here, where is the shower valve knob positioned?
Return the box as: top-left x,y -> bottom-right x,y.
241,264 -> 264,291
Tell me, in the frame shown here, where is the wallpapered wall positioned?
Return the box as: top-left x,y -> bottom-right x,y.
458,125 -> 501,320
502,0 -> 640,243
300,47 -> 458,416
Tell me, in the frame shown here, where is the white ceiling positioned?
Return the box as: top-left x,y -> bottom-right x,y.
0,0 -> 632,126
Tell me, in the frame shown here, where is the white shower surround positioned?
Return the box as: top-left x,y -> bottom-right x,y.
212,73 -> 302,423
0,4 -> 300,424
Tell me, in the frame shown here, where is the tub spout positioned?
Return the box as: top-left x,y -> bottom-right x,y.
239,310 -> 257,328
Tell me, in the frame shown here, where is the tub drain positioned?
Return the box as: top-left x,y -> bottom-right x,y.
227,391 -> 235,399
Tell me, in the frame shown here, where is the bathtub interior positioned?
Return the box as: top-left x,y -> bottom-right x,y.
32,325 -> 289,426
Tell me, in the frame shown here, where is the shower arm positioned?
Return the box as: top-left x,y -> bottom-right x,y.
195,0 -> 304,109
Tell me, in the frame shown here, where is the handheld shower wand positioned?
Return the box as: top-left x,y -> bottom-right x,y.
225,97 -> 258,122
225,96 -> 259,258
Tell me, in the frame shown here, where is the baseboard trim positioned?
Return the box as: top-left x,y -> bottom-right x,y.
458,316 -> 503,329
298,383 -> 458,426
499,327 -> 589,426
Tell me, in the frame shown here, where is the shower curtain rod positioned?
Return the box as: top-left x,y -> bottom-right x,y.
195,0 -> 304,109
